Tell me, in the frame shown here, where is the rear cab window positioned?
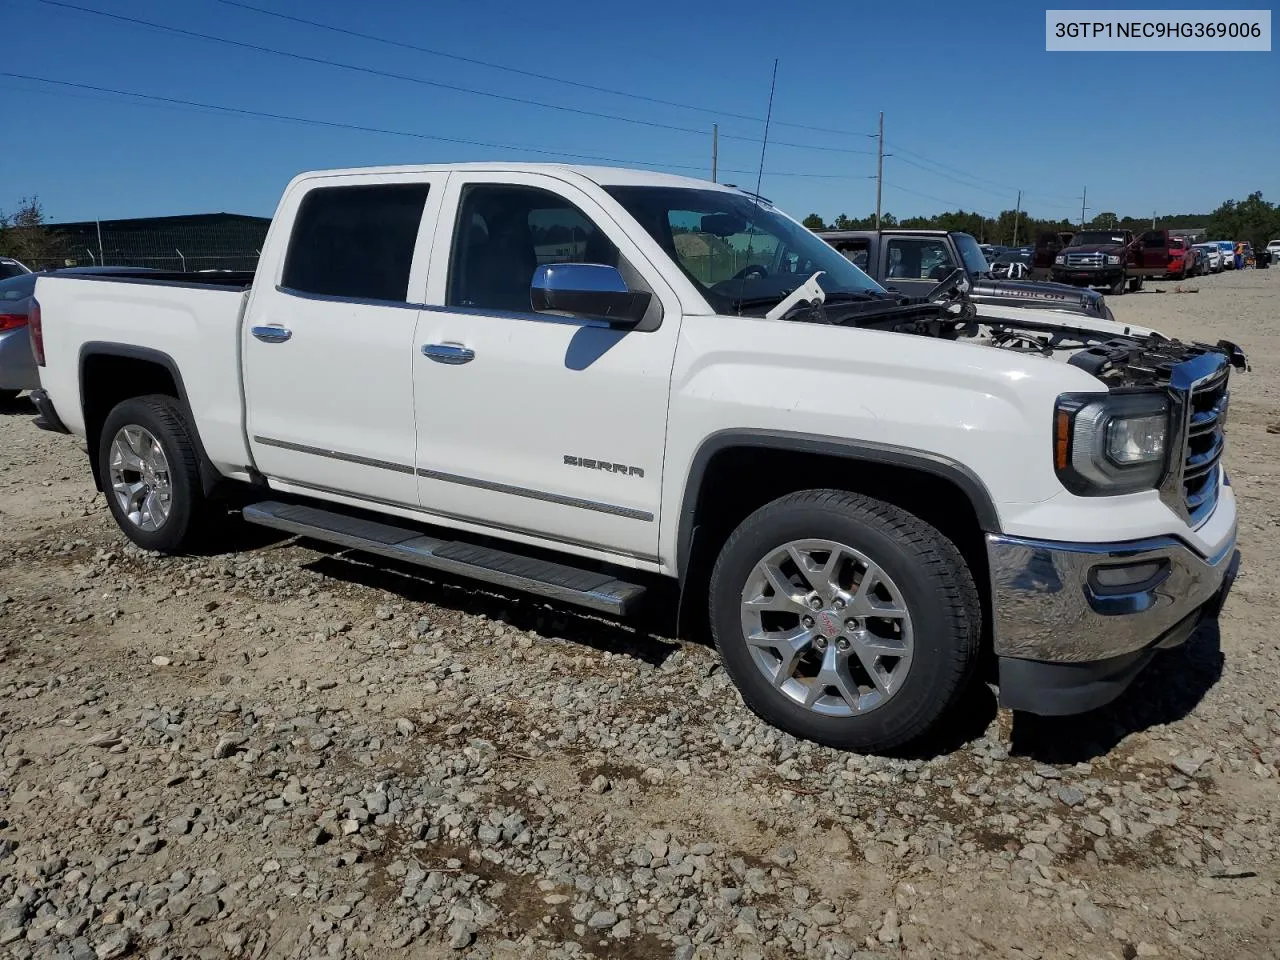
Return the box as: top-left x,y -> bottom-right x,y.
282,183 -> 431,303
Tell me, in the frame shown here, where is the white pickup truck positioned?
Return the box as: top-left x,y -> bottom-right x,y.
29,163 -> 1244,752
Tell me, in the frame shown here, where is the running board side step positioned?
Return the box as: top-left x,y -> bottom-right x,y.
241,501 -> 645,615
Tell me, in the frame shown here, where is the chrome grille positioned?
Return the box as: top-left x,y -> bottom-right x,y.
1182,370 -> 1228,525
1159,354 -> 1230,528
1065,252 -> 1104,267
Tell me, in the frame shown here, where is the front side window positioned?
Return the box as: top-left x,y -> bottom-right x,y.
605,186 -> 885,315
282,183 -> 430,303
448,184 -> 619,313
885,238 -> 957,281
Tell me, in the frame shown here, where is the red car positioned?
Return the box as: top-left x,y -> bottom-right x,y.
1166,236 -> 1196,279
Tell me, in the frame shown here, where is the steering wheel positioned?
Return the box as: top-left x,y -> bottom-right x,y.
732,264 -> 768,280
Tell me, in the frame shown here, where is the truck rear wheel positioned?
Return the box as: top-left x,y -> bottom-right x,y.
97,395 -> 210,553
708,489 -> 981,753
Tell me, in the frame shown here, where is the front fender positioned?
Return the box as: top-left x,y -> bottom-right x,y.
659,316 -> 1105,571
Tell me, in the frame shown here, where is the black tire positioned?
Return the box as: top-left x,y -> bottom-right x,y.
1109,273 -> 1127,295
708,489 -> 981,753
98,394 -> 209,553
1128,276 -> 1144,293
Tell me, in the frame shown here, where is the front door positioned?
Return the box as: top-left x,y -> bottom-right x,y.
411,173 -> 680,561
880,236 -> 960,297
243,175 -> 446,506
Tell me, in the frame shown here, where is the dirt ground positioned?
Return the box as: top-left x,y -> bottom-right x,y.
2,267 -> 1278,960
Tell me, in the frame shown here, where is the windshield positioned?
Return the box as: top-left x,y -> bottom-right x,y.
951,233 -> 990,276
0,261 -> 29,281
604,186 -> 887,313
1070,231 -> 1128,247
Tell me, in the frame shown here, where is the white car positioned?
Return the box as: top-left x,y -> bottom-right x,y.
29,162 -> 1242,753
1194,243 -> 1223,273
1266,240 -> 1280,264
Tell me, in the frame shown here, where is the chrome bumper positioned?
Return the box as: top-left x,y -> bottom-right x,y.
987,527 -> 1237,663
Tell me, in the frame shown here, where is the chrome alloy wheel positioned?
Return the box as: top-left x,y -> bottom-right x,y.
108,425 -> 173,532
739,539 -> 914,717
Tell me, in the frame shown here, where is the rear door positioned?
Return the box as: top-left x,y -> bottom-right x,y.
880,236 -> 958,297
242,173 -> 447,506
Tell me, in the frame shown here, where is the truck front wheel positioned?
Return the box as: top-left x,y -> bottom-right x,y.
708,490 -> 981,753
97,395 -> 211,553
1110,273 -> 1127,295
1128,276 -> 1144,293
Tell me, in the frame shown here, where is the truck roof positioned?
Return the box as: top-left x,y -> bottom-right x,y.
816,229 -> 954,239
289,162 -> 737,193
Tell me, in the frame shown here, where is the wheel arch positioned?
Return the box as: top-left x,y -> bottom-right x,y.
78,343 -> 220,495
673,430 -> 1001,639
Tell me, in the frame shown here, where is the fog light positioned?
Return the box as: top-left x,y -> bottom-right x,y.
1088,559 -> 1170,595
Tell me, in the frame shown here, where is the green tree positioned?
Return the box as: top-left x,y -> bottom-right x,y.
0,196 -> 63,267
801,213 -> 826,230
1206,192 -> 1280,251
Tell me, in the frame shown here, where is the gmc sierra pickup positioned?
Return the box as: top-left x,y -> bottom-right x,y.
816,228 -> 1116,324
29,163 -> 1244,753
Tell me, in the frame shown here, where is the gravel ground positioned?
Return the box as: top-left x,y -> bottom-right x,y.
2,267 -> 1279,960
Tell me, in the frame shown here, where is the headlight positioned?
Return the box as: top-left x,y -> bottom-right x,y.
1106,255 -> 1121,264
1054,392 -> 1170,495
1054,255 -> 1065,265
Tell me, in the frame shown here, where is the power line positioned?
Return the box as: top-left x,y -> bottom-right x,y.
30,0 -> 877,156
0,71 -> 874,181
887,141 -> 1080,207
213,0 -> 872,139
882,182 -> 1000,218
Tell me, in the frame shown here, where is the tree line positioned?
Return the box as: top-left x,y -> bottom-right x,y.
0,197 -> 63,266
800,191 -> 1280,251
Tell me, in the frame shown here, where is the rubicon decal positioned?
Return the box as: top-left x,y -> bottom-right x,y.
564,455 -> 645,478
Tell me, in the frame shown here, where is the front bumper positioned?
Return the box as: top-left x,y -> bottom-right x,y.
1051,268 -> 1123,286
988,524 -> 1237,714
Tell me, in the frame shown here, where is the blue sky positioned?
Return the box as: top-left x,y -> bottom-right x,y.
2,0 -> 1275,225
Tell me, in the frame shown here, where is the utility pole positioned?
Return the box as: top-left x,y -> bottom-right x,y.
1012,189 -> 1022,247
1079,186 -> 1088,229
1152,210 -> 1156,229
875,111 -> 884,231
711,124 -> 718,183
95,218 -> 105,266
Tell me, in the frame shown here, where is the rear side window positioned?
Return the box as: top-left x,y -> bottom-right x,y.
283,183 -> 430,302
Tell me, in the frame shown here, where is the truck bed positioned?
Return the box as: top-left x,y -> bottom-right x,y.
33,270 -> 255,474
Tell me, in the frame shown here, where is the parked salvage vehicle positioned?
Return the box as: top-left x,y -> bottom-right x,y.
817,228 -> 1115,322
1050,228 -> 1178,294
1165,237 -> 1197,279
1194,243 -> 1223,272
30,163 -> 1244,753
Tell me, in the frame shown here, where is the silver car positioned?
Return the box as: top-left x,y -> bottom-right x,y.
0,266 -> 161,402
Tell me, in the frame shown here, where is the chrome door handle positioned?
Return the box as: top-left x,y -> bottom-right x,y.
422,342 -> 474,364
251,325 -> 292,343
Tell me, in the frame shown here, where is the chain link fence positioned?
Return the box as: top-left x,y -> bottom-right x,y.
25,215 -> 269,274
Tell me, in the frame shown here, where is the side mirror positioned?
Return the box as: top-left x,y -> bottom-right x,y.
530,264 -> 651,327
